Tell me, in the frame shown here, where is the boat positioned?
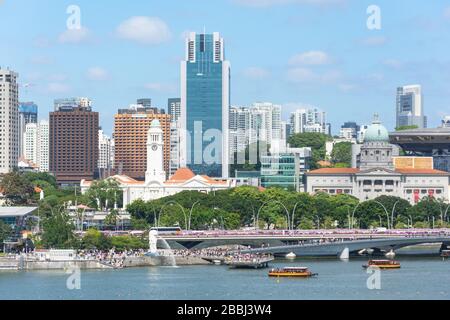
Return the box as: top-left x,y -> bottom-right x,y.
362,260 -> 401,269
268,267 -> 318,278
285,252 -> 296,260
441,250 -> 450,258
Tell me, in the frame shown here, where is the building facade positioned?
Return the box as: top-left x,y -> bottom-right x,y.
18,102 -> 38,158
81,120 -> 236,207
168,98 -> 181,122
290,108 -> 327,135
307,116 -> 449,204
0,69 -> 19,174
49,99 -> 99,185
37,120 -> 49,172
260,147 -> 311,191
396,85 -> 427,129
114,103 -> 171,179
180,32 -> 231,178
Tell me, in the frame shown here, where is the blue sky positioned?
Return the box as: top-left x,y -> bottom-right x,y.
1,0 -> 450,135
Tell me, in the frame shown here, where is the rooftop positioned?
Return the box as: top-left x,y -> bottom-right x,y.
0,207 -> 37,218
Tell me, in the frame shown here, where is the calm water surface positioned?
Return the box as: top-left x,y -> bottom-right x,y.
1,258 -> 449,300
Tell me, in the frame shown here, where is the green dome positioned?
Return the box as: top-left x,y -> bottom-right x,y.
364,114 -> 389,142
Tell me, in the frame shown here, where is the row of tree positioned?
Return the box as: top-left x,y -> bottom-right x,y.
127,186 -> 450,230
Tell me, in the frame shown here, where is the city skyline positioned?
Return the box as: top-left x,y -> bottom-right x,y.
2,1 -> 450,135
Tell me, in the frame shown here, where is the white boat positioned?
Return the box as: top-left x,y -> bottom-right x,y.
286,252 -> 296,259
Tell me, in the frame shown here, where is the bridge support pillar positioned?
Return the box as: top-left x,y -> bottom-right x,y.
339,247 -> 350,260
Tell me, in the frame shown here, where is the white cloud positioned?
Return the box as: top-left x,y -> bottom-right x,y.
360,36 -> 387,46
444,7 -> 450,20
382,59 -> 404,69
47,83 -> 70,94
144,82 -> 176,93
232,0 -> 345,7
30,56 -> 53,65
242,67 -> 270,79
87,67 -> 109,81
289,51 -> 332,66
287,67 -> 340,83
58,27 -> 90,44
116,16 -> 171,45
338,83 -> 357,92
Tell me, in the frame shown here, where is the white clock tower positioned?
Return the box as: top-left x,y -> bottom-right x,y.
145,119 -> 166,184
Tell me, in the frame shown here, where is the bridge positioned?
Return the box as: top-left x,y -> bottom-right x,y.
240,237 -> 450,258
163,230 -> 450,255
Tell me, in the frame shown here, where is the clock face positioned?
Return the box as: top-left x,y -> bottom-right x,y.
152,145 -> 158,151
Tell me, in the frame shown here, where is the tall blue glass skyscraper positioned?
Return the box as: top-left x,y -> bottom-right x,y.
180,32 -> 230,178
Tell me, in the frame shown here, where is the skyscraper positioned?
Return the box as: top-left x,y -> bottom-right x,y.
168,98 -> 181,122
18,102 -> 38,158
114,104 -> 171,179
396,85 -> 427,129
180,32 -> 231,178
98,129 -> 114,178
37,120 -> 49,172
49,98 -> 99,185
290,108 -> 327,135
0,69 -> 19,174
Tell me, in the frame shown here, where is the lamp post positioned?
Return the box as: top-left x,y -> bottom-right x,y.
291,202 -> 303,231
256,200 -> 290,231
158,201 -> 187,230
390,200 -> 400,230
188,201 -> 201,231
373,201 -> 391,230
350,202 -> 363,230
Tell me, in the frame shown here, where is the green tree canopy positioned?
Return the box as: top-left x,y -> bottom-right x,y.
331,142 -> 352,167
288,132 -> 331,169
41,210 -> 75,249
0,171 -> 35,205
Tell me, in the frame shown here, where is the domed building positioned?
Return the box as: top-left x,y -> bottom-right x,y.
306,115 -> 449,205
353,114 -> 399,170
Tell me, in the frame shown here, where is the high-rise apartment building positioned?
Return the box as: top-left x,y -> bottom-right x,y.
114,103 -> 171,179
37,120 -> 49,172
290,108 -> 327,135
168,98 -> 181,123
49,98 -> 99,185
18,102 -> 38,158
396,85 -> 427,129
0,69 -> 19,174
98,129 -> 114,178
340,121 -> 360,140
24,123 -> 38,165
180,32 -> 231,178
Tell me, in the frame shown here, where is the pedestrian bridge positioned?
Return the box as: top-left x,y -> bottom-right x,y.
240,237 -> 450,257
163,232 -> 450,254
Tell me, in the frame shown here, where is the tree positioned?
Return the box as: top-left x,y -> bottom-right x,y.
81,229 -> 112,250
0,221 -> 12,248
85,178 -> 122,211
41,209 -> 76,249
396,125 -> 418,131
288,133 -> 331,169
331,142 -> 352,167
0,171 -> 35,205
104,210 -> 119,229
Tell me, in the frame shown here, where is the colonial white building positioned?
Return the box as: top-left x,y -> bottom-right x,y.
81,120 -> 236,208
306,115 -> 450,204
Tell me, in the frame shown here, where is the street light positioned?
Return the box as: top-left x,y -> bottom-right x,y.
256,200 -> 290,231
373,201 -> 391,230
390,200 -> 401,229
188,201 -> 201,231
158,201 -> 187,229
290,202 -> 303,230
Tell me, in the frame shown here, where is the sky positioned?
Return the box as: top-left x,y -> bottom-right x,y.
1,0 -> 450,135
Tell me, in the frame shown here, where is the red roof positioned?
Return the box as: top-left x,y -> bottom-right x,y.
166,168 -> 196,183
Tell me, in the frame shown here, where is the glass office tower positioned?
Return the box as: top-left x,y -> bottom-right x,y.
180,32 -> 230,178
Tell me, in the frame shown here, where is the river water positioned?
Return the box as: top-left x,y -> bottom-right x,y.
1,257 -> 450,300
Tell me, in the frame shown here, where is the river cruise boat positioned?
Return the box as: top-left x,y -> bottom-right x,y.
362,260 -> 401,269
441,250 -> 450,258
268,267 -> 318,278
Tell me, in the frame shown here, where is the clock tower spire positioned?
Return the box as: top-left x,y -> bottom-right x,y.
145,119 -> 166,184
